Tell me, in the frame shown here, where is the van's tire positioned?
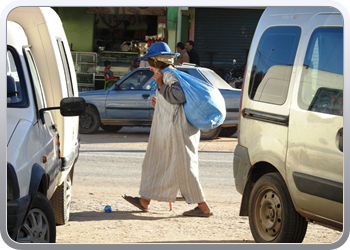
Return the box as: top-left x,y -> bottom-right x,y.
200,127 -> 221,140
101,125 -> 123,132
16,192 -> 56,243
79,106 -> 100,134
50,174 -> 72,225
219,127 -> 237,137
248,172 -> 308,243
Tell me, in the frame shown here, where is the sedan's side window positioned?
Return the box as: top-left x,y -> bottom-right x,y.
144,79 -> 158,90
119,71 -> 153,90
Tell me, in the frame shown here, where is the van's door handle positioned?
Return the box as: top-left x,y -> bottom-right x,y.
337,128 -> 343,152
142,94 -> 150,99
49,124 -> 57,132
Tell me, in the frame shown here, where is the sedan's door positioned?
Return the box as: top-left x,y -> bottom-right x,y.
105,70 -> 154,124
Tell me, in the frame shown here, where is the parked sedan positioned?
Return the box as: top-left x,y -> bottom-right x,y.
79,65 -> 241,140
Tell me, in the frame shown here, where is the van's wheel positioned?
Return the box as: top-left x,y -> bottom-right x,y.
219,127 -> 237,137
200,126 -> 221,140
79,106 -> 100,134
50,174 -> 72,225
16,192 -> 56,243
101,125 -> 123,132
248,172 -> 308,243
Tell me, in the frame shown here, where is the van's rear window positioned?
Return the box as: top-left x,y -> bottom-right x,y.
248,26 -> 301,105
298,27 -> 343,116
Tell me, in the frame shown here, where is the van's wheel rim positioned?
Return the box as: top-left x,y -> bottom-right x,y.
17,208 -> 51,243
255,189 -> 282,240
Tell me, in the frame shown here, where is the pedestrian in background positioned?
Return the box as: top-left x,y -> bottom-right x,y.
175,42 -> 189,65
186,40 -> 200,66
104,60 -> 118,80
129,58 -> 140,72
122,42 -> 213,217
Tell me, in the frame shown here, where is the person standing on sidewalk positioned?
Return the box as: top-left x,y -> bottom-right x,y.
175,42 -> 189,65
122,42 -> 213,217
186,40 -> 200,66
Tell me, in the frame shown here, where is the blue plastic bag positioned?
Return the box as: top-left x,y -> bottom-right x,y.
162,68 -> 226,130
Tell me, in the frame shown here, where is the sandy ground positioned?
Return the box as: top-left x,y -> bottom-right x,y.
55,129 -> 343,245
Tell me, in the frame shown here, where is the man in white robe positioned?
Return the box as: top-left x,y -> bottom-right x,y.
123,42 -> 213,217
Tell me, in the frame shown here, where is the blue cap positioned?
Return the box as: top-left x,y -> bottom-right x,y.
140,42 -> 179,60
133,58 -> 140,63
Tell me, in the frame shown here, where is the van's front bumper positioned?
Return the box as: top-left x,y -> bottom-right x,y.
7,195 -> 31,240
233,144 -> 252,195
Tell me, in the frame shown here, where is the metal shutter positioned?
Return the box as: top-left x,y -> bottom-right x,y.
194,8 -> 264,78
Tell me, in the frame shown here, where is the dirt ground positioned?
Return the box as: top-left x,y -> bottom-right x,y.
55,130 -> 343,245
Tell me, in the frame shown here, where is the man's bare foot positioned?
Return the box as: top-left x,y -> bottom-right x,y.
197,202 -> 212,214
139,197 -> 150,210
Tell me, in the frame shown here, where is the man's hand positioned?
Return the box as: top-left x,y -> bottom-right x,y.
151,96 -> 156,108
153,71 -> 164,90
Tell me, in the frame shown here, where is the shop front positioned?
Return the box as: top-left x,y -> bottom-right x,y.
55,7 -> 168,91
193,7 -> 265,78
55,7 -> 264,91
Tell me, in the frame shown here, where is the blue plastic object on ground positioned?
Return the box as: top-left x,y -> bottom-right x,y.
162,68 -> 226,130
104,205 -> 112,213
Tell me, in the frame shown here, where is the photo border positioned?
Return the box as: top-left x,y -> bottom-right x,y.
1,0 -> 349,249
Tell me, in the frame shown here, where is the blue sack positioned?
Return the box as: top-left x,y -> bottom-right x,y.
162,68 -> 226,130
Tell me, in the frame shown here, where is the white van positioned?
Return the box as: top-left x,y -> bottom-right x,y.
233,7 -> 343,243
7,7 -> 85,243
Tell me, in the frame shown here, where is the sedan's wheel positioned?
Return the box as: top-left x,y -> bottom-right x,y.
50,173 -> 72,225
200,126 -> 221,140
219,127 -> 237,137
101,125 -> 123,132
16,192 -> 56,243
248,172 -> 307,243
79,106 -> 101,134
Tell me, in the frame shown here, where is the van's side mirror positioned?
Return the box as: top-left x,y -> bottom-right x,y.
60,97 -> 86,116
39,97 -> 86,124
114,84 -> 121,90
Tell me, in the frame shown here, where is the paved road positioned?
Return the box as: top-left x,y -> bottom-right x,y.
56,127 -> 342,244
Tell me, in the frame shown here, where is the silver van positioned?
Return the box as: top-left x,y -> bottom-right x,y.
233,7 -> 343,243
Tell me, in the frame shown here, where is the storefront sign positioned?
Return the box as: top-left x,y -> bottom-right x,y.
119,7 -> 165,16
86,7 -> 118,14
